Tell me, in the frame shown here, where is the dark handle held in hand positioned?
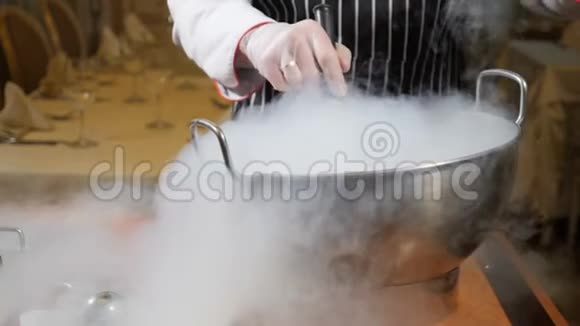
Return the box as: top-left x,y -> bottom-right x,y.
313,4 -> 338,47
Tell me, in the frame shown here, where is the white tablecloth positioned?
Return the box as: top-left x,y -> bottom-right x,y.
0,72 -> 230,201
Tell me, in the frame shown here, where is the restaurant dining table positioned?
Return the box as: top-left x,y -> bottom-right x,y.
497,40 -> 580,221
0,71 -> 230,202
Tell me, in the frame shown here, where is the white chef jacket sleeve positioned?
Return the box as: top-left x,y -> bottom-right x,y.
168,0 -> 275,101
520,0 -> 580,19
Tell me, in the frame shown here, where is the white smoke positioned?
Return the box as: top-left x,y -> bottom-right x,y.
123,83 -> 521,325
0,195 -> 145,324
0,71 -> 523,326
445,0 -> 521,80
190,84 -> 518,175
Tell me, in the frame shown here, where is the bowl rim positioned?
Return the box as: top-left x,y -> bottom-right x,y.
233,126 -> 521,180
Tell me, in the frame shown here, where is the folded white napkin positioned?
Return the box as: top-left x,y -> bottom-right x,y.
0,82 -> 53,132
97,26 -> 123,64
119,35 -> 134,57
38,51 -> 77,98
561,21 -> 580,52
124,12 -> 156,47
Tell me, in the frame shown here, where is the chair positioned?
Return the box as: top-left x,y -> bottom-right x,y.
541,101 -> 580,251
563,101 -> 580,252
83,0 -> 108,56
107,0 -> 124,35
0,6 -> 53,94
39,0 -> 86,59
0,45 -> 10,108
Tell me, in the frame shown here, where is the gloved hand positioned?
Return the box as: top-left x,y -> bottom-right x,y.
238,20 -> 352,96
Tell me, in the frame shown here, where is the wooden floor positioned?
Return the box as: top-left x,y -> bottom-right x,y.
522,244 -> 580,325
359,234 -> 568,326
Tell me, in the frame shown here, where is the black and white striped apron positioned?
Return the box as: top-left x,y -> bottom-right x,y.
233,0 -> 467,116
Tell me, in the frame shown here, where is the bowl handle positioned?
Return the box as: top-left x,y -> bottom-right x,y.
190,119 -> 235,172
0,227 -> 26,266
0,227 -> 26,251
475,69 -> 528,126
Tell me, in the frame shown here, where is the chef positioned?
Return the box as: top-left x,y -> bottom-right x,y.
168,0 -> 580,115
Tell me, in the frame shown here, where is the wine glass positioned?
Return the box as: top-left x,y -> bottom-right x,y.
123,56 -> 146,104
145,69 -> 174,130
67,86 -> 98,149
76,56 -> 97,82
83,291 -> 125,325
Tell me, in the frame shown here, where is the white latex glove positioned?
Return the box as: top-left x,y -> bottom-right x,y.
238,20 -> 352,96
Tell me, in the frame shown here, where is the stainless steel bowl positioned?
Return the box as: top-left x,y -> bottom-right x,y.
189,69 -> 527,287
